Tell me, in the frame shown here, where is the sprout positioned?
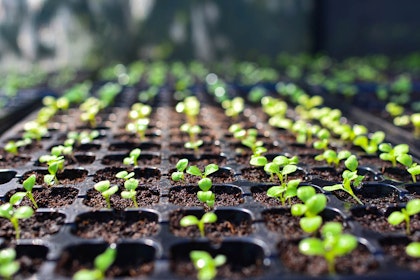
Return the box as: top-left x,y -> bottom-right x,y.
180,212 -> 217,237
176,96 -> 200,125
115,170 -> 135,180
263,155 -> 299,184
0,248 -> 20,280
323,155 -> 364,205
125,118 -> 149,140
397,154 -> 420,182
291,186 -> 327,233
73,244 -> 117,280
123,148 -> 141,167
171,158 -> 189,182
388,199 -> 420,235
221,97 -> 244,119
180,123 -> 203,154
4,138 -> 31,155
67,130 -> 99,146
314,149 -> 351,167
379,143 -> 409,167
406,242 -> 420,258
187,164 -> 219,208
121,178 -> 139,208
38,154 -> 65,186
353,131 -> 385,155
190,250 -> 226,280
16,174 -> 38,209
313,128 -> 330,151
0,193 -> 34,239
94,181 -> 118,209
299,222 -> 358,275
385,102 -> 404,118
267,179 -> 301,206
411,113 -> 420,138
22,121 -> 48,142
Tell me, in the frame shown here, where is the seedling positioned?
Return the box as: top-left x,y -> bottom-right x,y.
411,113 -> 420,138
314,149 -> 351,167
190,250 -> 226,280
353,131 -> 385,155
0,193 -> 34,239
396,154 -> 420,182
121,178 -> 139,208
94,180 -> 119,209
4,138 -> 31,155
406,242 -> 420,258
0,248 -> 20,280
387,199 -> 420,235
125,118 -> 149,140
66,130 -> 99,146
171,158 -> 189,182
263,155 -> 299,184
385,102 -> 404,118
176,96 -> 200,125
73,243 -> 117,280
115,170 -> 135,181
299,222 -> 358,275
38,154 -> 65,186
312,128 -> 330,151
22,121 -> 48,141
79,97 -> 102,128
221,97 -> 244,119
180,123 -> 203,154
187,164 -> 219,208
180,212 -> 218,237
323,155 -> 364,205
291,186 -> 327,233
379,143 -> 409,167
15,174 -> 38,209
267,179 -> 301,206
123,148 -> 141,167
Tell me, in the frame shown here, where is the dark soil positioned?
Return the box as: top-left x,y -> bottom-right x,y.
382,167 -> 415,182
380,238 -> 420,271
0,150 -> 31,168
108,141 -> 161,152
6,187 -> 78,208
0,212 -> 65,241
169,142 -> 221,154
20,169 -> 88,185
240,167 -> 306,183
113,132 -> 162,142
278,240 -> 379,276
252,186 -> 301,207
169,154 -> 227,167
170,170 -> 236,186
15,247 -> 47,279
73,211 -> 159,243
93,166 -> 161,186
169,209 -> 252,242
168,186 -> 244,209
83,187 -> 159,210
101,154 -> 161,167
334,189 -> 407,208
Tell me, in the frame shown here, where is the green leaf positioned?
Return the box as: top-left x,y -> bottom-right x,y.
13,206 -> 34,219
102,185 -> 118,197
197,191 -> 214,203
23,174 -> 36,191
394,144 -> 409,155
0,261 -> 19,278
291,204 -> 307,216
334,234 -> 358,256
249,156 -> 267,166
379,143 -> 392,152
204,164 -> 219,176
387,211 -> 405,225
0,204 -> 12,219
198,178 -> 212,191
124,178 -> 138,191
171,171 -> 184,181
267,186 -> 285,198
201,212 -> 217,224
300,216 -> 323,233
214,254 -> 227,267
10,192 -> 26,206
94,245 -> 117,273
297,186 -> 316,203
176,158 -> 189,172
282,164 -> 297,175
305,194 -> 327,216
180,215 -> 199,227
408,165 -> 420,176
406,199 -> 420,216
187,166 -> 202,177
94,181 -> 110,193
397,154 -> 413,167
406,242 -> 420,258
121,190 -> 135,199
264,162 -> 279,174
345,155 -> 358,172
44,174 -> 55,185
299,238 -> 324,256
323,184 -> 343,192
0,248 -> 16,263
321,222 -> 343,237
115,171 -> 128,179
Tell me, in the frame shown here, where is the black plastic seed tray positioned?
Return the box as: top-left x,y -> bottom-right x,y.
0,88 -> 419,279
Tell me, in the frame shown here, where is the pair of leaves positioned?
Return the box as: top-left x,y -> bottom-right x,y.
190,250 -> 226,280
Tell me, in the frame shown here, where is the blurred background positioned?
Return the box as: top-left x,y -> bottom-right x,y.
0,0 -> 419,72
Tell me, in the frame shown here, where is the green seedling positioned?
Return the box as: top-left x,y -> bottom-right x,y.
312,128 -> 330,151
291,186 -> 327,233
323,155 -> 364,205
180,123 -> 203,154
4,138 -> 31,155
171,158 -> 189,182
73,243 -> 117,280
0,193 -> 34,239
97,82 -> 121,108
66,130 -> 99,146
176,96 -> 200,125
125,118 -> 149,140
396,154 -> 420,182
353,131 -> 385,155
123,148 -> 141,167
263,155 -> 299,184
0,248 -> 20,280
221,97 -> 244,119
94,180 -> 119,209
406,242 -> 420,258
387,199 -> 420,235
314,149 -> 351,167
180,212 -> 217,237
261,96 -> 287,118
22,121 -> 48,141
190,250 -> 226,280
267,179 -> 301,206
411,113 -> 420,138
385,102 -> 404,118
187,164 -> 219,208
15,174 -> 38,209
79,97 -> 102,128
115,170 -> 135,181
299,222 -> 358,275
121,178 -> 139,208
38,154 -> 65,186
128,103 -> 152,120
379,143 -> 409,167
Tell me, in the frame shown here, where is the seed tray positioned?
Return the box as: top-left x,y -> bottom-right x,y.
0,88 -> 419,279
